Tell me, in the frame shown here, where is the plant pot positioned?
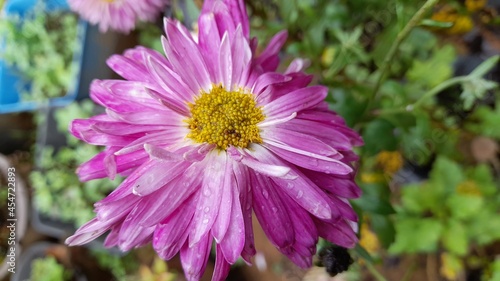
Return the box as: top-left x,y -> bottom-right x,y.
0,154 -> 29,280
11,242 -> 88,281
0,0 -> 86,114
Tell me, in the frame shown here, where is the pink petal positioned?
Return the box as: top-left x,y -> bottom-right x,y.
211,157 -> 234,242
263,86 -> 328,122
253,30 -> 288,72
263,140 -> 352,175
219,174 -> 245,263
250,145 -> 333,219
153,197 -> 196,260
262,127 -> 342,158
315,219 -> 358,248
212,245 -> 231,281
133,164 -> 202,227
230,25 -> 252,87
252,174 -> 294,250
218,32 -> 233,88
189,152 -> 226,246
163,20 -> 211,91
146,54 -> 195,103
181,233 -> 212,281
132,160 -> 190,196
232,162 -> 255,263
303,170 -> 361,199
285,58 -> 310,74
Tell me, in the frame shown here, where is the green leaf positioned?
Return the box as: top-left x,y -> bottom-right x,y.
446,194 -> 483,220
469,55 -> 500,78
460,78 -> 497,110
400,184 -> 427,214
407,45 -> 455,88
466,104 -> 500,139
362,119 -> 399,156
468,212 -> 500,245
469,165 -> 496,196
389,218 -> 443,254
442,220 -> 468,256
489,259 -> 500,281
371,214 -> 395,248
419,19 -> 454,28
430,156 -> 464,191
352,195 -> 395,215
353,183 -> 395,215
329,87 -> 368,127
400,112 -> 433,164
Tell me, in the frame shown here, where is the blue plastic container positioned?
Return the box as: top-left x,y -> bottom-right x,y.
0,0 -> 86,114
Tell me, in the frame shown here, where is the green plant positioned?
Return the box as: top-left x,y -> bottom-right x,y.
0,1 -> 81,101
388,156 -> 500,279
30,256 -> 72,281
245,0 -> 500,280
30,100 -> 120,227
91,249 -> 141,281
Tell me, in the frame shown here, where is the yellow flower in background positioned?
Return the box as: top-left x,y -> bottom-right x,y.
360,173 -> 386,183
431,5 -> 474,35
359,221 -> 380,255
321,46 -> 336,66
440,253 -> 463,281
456,180 -> 482,197
376,151 -> 403,175
465,0 -> 487,12
138,257 -> 176,281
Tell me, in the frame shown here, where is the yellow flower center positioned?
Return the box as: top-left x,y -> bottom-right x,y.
186,85 -> 265,150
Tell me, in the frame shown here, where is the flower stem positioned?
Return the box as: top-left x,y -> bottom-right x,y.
370,0 -> 440,103
365,261 -> 389,281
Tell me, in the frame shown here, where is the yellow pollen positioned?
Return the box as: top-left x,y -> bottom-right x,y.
186,85 -> 265,150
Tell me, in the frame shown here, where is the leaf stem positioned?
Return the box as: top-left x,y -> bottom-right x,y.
370,0 -> 440,103
375,76 -> 471,116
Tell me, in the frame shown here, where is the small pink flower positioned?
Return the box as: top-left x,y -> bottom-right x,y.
66,0 -> 363,280
68,0 -> 168,33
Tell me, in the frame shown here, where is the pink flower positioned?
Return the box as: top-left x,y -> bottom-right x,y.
66,0 -> 363,280
67,0 -> 168,33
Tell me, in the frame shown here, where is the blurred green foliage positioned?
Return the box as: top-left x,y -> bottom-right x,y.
31,256 -> 72,281
244,0 -> 500,279
0,2 -> 80,101
30,100 -> 119,227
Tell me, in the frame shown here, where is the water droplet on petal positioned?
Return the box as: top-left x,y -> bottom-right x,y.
262,190 -> 269,199
204,207 -> 210,213
202,218 -> 209,224
203,188 -> 212,197
296,190 -> 304,199
272,207 -> 278,213
286,182 -> 294,189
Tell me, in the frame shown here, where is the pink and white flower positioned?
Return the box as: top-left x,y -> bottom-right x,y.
68,0 -> 168,33
66,0 -> 364,280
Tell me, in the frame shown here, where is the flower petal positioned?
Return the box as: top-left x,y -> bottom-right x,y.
189,152 -> 227,246
263,86 -> 328,121
252,173 -> 294,250
211,157 -> 234,242
181,233 -> 212,281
